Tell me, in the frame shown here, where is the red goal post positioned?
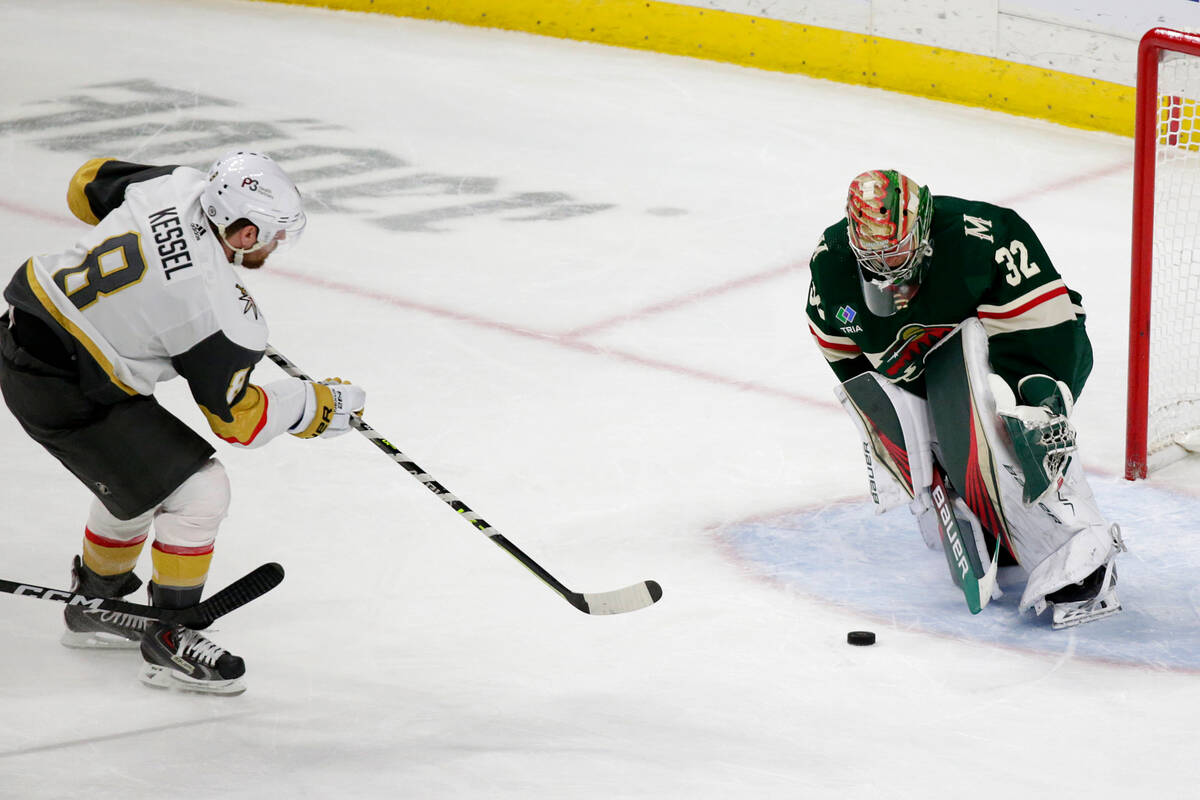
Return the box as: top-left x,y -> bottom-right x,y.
1127,28 -> 1200,479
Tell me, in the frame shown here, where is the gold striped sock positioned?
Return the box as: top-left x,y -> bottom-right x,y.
81,527 -> 146,576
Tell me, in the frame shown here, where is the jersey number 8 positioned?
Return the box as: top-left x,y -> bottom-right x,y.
52,232 -> 148,311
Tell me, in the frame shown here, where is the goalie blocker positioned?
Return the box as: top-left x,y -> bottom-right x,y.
836,318 -> 1125,629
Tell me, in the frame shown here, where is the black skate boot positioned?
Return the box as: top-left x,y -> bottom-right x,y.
140,622 -> 246,695
139,580 -> 245,695
61,556 -> 151,649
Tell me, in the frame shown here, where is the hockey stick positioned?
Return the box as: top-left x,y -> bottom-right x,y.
263,346 -> 662,615
0,562 -> 284,628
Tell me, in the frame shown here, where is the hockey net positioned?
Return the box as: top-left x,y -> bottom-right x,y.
1127,28 -> 1200,479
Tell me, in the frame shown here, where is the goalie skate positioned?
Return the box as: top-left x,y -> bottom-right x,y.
1046,530 -> 1124,630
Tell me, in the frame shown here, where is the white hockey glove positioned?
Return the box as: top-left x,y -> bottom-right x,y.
289,377 -> 366,439
989,374 -> 1077,504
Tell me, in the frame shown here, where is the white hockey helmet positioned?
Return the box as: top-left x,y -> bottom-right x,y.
202,151 -> 306,255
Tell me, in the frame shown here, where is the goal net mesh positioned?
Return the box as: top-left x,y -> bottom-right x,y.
1147,51 -> 1200,460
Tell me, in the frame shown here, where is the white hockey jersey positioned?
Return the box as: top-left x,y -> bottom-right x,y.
5,159 -> 308,446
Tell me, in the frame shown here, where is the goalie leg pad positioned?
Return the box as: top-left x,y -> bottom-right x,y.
996,437 -> 1116,575
836,372 -> 935,515
924,319 -> 1018,558
924,320 -> 1122,579
838,371 -> 1002,612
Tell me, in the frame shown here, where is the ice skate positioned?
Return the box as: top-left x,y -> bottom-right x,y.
61,556 -> 151,649
139,622 -> 246,695
1046,525 -> 1125,629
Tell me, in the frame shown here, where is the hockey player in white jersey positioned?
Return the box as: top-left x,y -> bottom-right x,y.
0,151 -> 365,694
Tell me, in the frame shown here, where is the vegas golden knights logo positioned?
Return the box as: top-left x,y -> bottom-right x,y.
879,323 -> 955,382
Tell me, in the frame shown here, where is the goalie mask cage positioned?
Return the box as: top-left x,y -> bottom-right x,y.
1127,28 -> 1200,480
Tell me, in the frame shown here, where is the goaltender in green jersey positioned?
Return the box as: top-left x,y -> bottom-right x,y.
806,170 -> 1125,629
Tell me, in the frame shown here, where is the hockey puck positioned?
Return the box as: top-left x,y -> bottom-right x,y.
846,630 -> 876,646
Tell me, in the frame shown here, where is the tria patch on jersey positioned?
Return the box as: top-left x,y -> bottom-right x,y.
878,323 -> 955,382
835,305 -> 857,325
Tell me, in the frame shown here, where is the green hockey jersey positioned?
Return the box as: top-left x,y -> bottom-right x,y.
806,195 -> 1093,399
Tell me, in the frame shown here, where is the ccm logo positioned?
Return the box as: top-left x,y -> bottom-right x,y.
14,586 -> 104,608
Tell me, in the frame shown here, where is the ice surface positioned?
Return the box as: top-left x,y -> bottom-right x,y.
2,1 -> 1198,797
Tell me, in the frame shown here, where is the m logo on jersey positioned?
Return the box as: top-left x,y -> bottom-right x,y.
879,323 -> 955,382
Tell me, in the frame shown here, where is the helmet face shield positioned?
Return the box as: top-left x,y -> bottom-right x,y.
858,263 -> 926,317
240,206 -> 306,256
846,170 -> 932,282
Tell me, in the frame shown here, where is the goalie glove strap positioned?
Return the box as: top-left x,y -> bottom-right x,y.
1016,373 -> 1074,418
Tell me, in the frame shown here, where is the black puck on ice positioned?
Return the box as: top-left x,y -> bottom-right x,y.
846,630 -> 876,646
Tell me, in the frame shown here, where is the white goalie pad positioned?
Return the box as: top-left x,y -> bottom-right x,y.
933,319 -> 1124,617
835,374 -> 935,517
1019,516 -> 1124,618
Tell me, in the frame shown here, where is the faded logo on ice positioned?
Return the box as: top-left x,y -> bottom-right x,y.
0,80 -> 624,234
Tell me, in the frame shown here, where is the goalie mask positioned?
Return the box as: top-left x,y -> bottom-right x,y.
203,151 -> 306,260
846,169 -> 933,317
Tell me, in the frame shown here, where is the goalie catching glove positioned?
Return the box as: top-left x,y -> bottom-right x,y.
989,373 -> 1077,504
289,378 -> 366,439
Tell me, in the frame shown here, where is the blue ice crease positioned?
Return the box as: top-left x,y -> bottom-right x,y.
720,478 -> 1200,670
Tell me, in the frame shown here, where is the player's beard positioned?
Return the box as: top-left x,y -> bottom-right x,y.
238,242 -> 278,269
239,251 -> 269,269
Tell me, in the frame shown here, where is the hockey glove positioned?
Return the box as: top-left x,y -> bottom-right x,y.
289,378 -> 366,439
990,373 -> 1077,504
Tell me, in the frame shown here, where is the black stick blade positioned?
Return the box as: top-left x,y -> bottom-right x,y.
168,562 -> 285,627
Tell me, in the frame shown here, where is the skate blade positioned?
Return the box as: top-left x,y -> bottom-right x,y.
60,629 -> 142,650
139,663 -> 246,696
1051,601 -> 1123,630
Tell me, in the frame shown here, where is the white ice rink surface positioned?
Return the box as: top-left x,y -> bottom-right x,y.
3,1 -> 1200,797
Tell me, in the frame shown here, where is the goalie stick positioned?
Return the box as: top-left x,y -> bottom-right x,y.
0,562 -> 284,628
263,346 -> 662,616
